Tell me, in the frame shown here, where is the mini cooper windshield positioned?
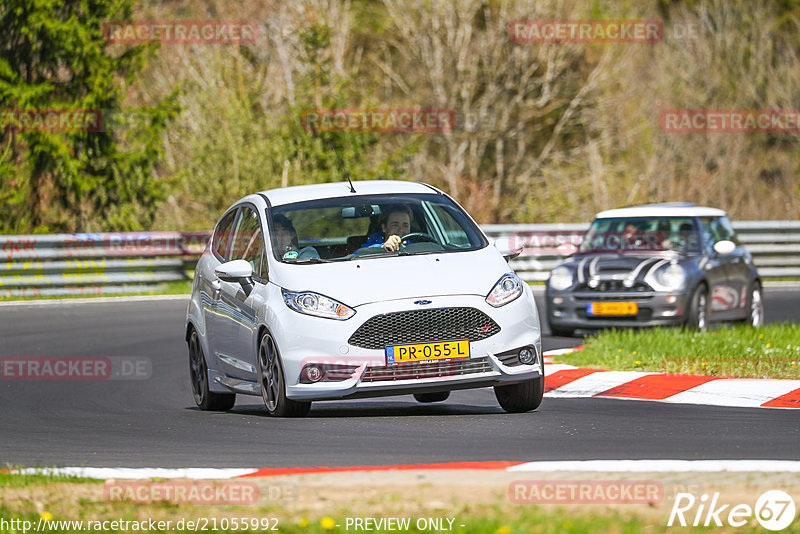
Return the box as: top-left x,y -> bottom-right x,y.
578,217 -> 702,254
269,193 -> 487,262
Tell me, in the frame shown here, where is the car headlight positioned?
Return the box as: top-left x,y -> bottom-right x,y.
281,289 -> 355,320
486,273 -> 523,307
646,263 -> 686,292
548,265 -> 574,291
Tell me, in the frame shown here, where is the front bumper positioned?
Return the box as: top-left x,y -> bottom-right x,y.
271,290 -> 542,401
546,289 -> 691,330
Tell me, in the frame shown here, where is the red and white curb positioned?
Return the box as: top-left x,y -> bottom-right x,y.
11,460 -> 800,479
541,348 -> 800,409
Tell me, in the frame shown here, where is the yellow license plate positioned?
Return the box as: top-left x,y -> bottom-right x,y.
386,340 -> 470,365
588,302 -> 638,316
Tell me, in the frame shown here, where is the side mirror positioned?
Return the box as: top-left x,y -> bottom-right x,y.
214,259 -> 254,297
494,236 -> 524,262
713,240 -> 736,256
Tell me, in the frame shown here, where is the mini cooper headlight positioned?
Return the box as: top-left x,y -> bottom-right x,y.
548,265 -> 574,291
647,263 -> 686,292
282,289 -> 355,320
486,273 -> 524,307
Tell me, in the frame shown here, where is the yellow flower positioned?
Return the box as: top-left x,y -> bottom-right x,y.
321,517 -> 336,530
701,362 -> 707,366
496,527 -> 511,534
766,343 -> 771,348
618,349 -> 623,352
298,519 -> 309,527
635,360 -> 641,365
759,333 -> 764,338
40,513 -> 52,522
633,351 -> 637,355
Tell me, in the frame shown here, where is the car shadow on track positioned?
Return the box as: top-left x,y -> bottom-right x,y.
216,401 -> 511,418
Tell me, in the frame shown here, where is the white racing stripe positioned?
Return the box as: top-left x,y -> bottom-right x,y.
543,363 -> 578,374
507,459 -> 800,472
663,379 -> 800,408
15,467 -> 258,479
547,370 -> 653,397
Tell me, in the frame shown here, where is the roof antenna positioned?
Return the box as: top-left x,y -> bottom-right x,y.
330,142 -> 356,193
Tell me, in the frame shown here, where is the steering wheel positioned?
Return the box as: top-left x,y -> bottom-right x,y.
400,232 -> 435,246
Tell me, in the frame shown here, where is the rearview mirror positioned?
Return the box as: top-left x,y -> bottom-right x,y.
713,240 -> 736,255
494,236 -> 524,262
214,259 -> 253,282
214,259 -> 255,297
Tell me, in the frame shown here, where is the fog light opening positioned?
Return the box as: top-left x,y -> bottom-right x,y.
552,296 -> 564,305
666,295 -> 678,304
518,348 -> 536,365
302,365 -> 324,383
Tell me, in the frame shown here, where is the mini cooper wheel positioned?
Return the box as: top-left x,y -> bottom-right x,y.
413,392 -> 450,403
188,328 -> 236,411
686,284 -> 709,331
744,281 -> 764,327
494,374 -> 544,413
257,332 -> 311,418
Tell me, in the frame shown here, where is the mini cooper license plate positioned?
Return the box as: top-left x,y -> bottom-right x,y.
587,302 -> 638,316
385,340 -> 470,365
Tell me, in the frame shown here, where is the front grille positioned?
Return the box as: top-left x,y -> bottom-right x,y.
362,357 -> 493,382
576,281 -> 652,292
348,307 -> 500,350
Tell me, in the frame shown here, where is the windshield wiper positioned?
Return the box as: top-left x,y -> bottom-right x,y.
286,257 -> 335,264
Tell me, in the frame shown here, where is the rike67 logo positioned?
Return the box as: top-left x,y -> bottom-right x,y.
668,490 -> 796,531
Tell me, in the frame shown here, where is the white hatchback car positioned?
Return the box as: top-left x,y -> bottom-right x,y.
186,181 -> 543,417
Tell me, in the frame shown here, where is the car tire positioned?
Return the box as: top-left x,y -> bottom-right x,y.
686,284 -> 709,331
742,281 -> 764,327
257,332 -> 311,418
188,328 -> 236,411
494,374 -> 544,413
413,392 -> 450,403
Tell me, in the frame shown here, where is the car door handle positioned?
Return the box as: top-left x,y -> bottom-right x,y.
211,279 -> 222,299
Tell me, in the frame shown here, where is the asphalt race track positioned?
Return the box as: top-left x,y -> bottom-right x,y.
0,286 -> 798,468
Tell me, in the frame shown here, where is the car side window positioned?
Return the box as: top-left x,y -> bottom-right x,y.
700,216 -> 736,253
717,216 -> 737,244
229,206 -> 265,277
213,209 -> 238,261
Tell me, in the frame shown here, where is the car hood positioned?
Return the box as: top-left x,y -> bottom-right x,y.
270,248 -> 511,307
563,252 -> 692,283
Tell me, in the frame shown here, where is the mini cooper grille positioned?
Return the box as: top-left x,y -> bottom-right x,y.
577,280 -> 652,292
348,307 -> 501,350
362,357 -> 493,382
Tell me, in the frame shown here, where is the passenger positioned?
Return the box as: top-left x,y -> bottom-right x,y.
273,214 -> 319,260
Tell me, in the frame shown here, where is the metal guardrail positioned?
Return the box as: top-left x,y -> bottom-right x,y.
1,222 -> 798,297
0,232 -> 210,298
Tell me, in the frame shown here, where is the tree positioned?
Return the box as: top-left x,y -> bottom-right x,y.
0,0 -> 177,233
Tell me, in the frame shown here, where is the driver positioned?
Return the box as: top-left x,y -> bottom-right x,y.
362,206 -> 412,252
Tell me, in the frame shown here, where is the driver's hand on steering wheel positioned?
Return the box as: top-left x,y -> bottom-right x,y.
382,234 -> 402,252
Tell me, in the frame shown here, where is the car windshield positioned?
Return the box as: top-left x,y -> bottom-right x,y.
269,193 -> 487,263
578,217 -> 701,253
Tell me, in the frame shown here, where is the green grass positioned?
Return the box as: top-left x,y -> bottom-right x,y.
0,468 -> 100,488
0,279 -> 193,301
562,324 -> 800,379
